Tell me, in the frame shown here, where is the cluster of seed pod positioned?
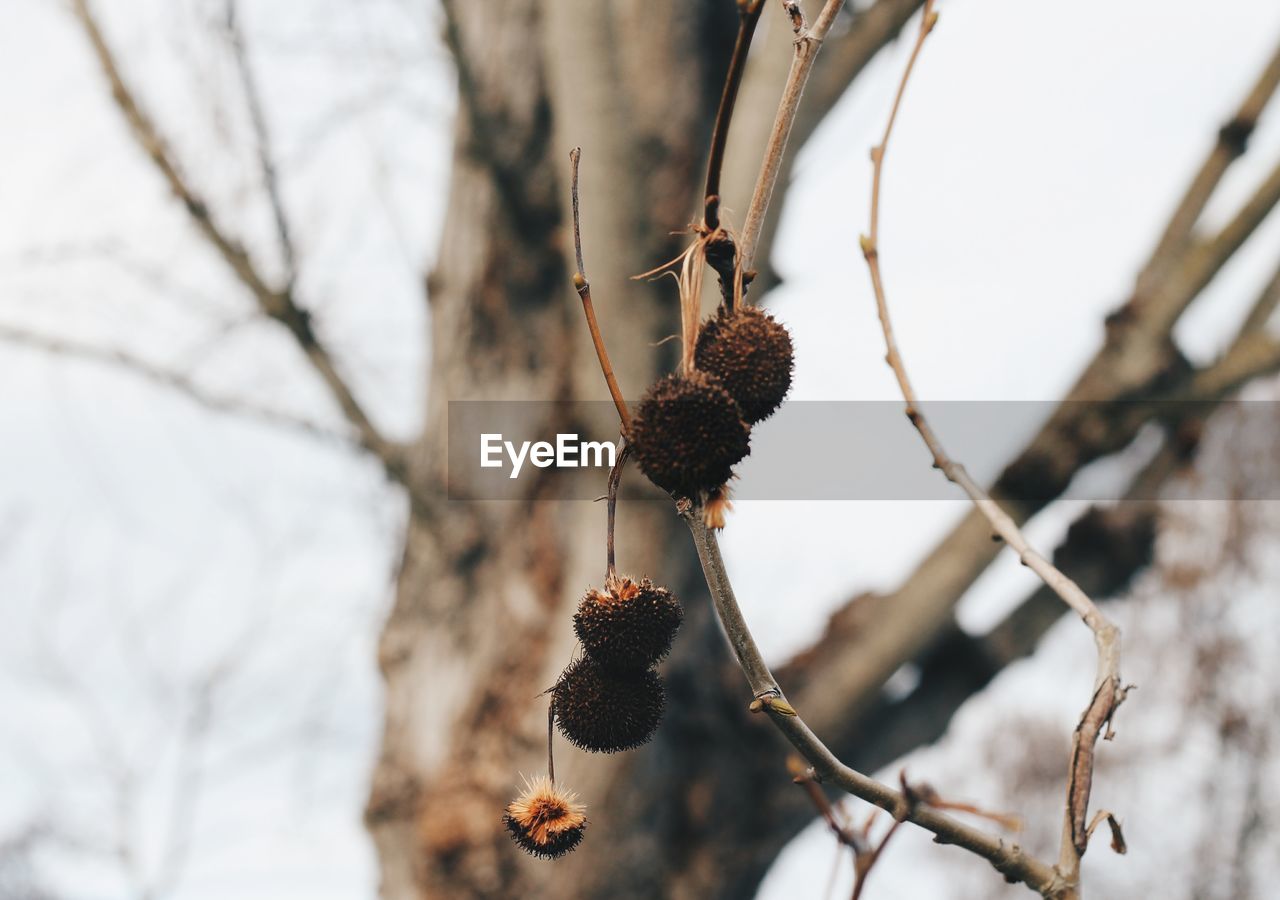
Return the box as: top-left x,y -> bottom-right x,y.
554,574 -> 682,752
504,304 -> 789,859
630,303 -> 794,522
504,574 -> 682,858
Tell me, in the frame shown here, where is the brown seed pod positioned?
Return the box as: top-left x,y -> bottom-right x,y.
503,775 -> 587,859
573,575 -> 682,671
552,657 -> 665,753
629,370 -> 751,497
694,305 -> 794,424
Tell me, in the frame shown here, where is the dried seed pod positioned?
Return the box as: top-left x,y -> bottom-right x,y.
503,775 -> 587,859
574,575 -> 682,671
629,370 -> 751,497
694,306 -> 794,424
553,657 -> 665,753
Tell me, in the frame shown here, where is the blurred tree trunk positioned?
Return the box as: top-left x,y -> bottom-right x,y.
367,2 -> 764,897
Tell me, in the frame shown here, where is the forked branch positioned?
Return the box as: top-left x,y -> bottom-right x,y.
70,0 -> 409,488
856,4 -> 1124,894
681,508 -> 1059,893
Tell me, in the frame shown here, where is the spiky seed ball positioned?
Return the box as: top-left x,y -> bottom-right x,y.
503,775 -> 587,859
694,306 -> 794,424
629,370 -> 751,497
574,575 -> 682,671
552,657 -> 665,753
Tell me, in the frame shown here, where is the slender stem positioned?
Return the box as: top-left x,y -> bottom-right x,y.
703,0 -> 766,231
856,4 -> 1124,893
224,0 -> 297,284
569,148 -> 632,432
738,0 -> 849,277
546,699 -> 556,783
605,438 -> 630,580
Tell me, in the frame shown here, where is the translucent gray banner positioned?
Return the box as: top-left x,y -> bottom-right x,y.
446,400 -> 1277,501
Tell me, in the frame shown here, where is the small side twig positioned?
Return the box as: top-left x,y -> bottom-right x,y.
569,147 -> 632,433
223,0 -> 297,283
1083,810 -> 1127,856
855,4 -> 1124,894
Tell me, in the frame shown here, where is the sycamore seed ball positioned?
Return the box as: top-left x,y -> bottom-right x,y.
629,370 -> 750,497
503,775 -> 587,859
552,657 -> 665,753
574,575 -> 682,671
694,305 -> 794,424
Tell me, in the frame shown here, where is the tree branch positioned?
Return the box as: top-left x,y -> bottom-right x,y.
738,0 -> 851,278
855,5 -> 1122,892
680,506 -> 1061,895
223,0 -> 298,283
781,12 -> 1280,771
713,0 -> 926,297
70,0 -> 409,487
1138,34 -> 1280,292
0,324 -> 347,443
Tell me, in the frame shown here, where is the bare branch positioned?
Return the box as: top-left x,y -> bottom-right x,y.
70,0 -> 409,486
855,4 -> 1123,893
738,0 -> 851,277
223,0 -> 298,283
724,0 -> 928,296
1141,152 -> 1280,339
1139,34 -> 1280,291
0,323 -> 347,442
681,507 -> 1061,894
570,148 -> 632,432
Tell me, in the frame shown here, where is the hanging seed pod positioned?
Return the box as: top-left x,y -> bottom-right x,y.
552,657 -> 665,753
574,575 -> 682,671
503,775 -> 587,859
694,305 -> 794,424
629,370 -> 751,497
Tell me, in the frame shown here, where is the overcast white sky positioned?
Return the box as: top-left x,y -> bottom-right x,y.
2,0 -> 1280,897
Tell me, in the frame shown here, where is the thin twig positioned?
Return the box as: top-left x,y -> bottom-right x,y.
546,699 -> 556,784
605,437 -> 630,580
856,5 -> 1123,894
70,0 -> 409,486
224,0 -> 297,283
703,1 -> 766,231
0,324 -> 346,443
738,0 -> 849,278
569,147 -> 633,432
